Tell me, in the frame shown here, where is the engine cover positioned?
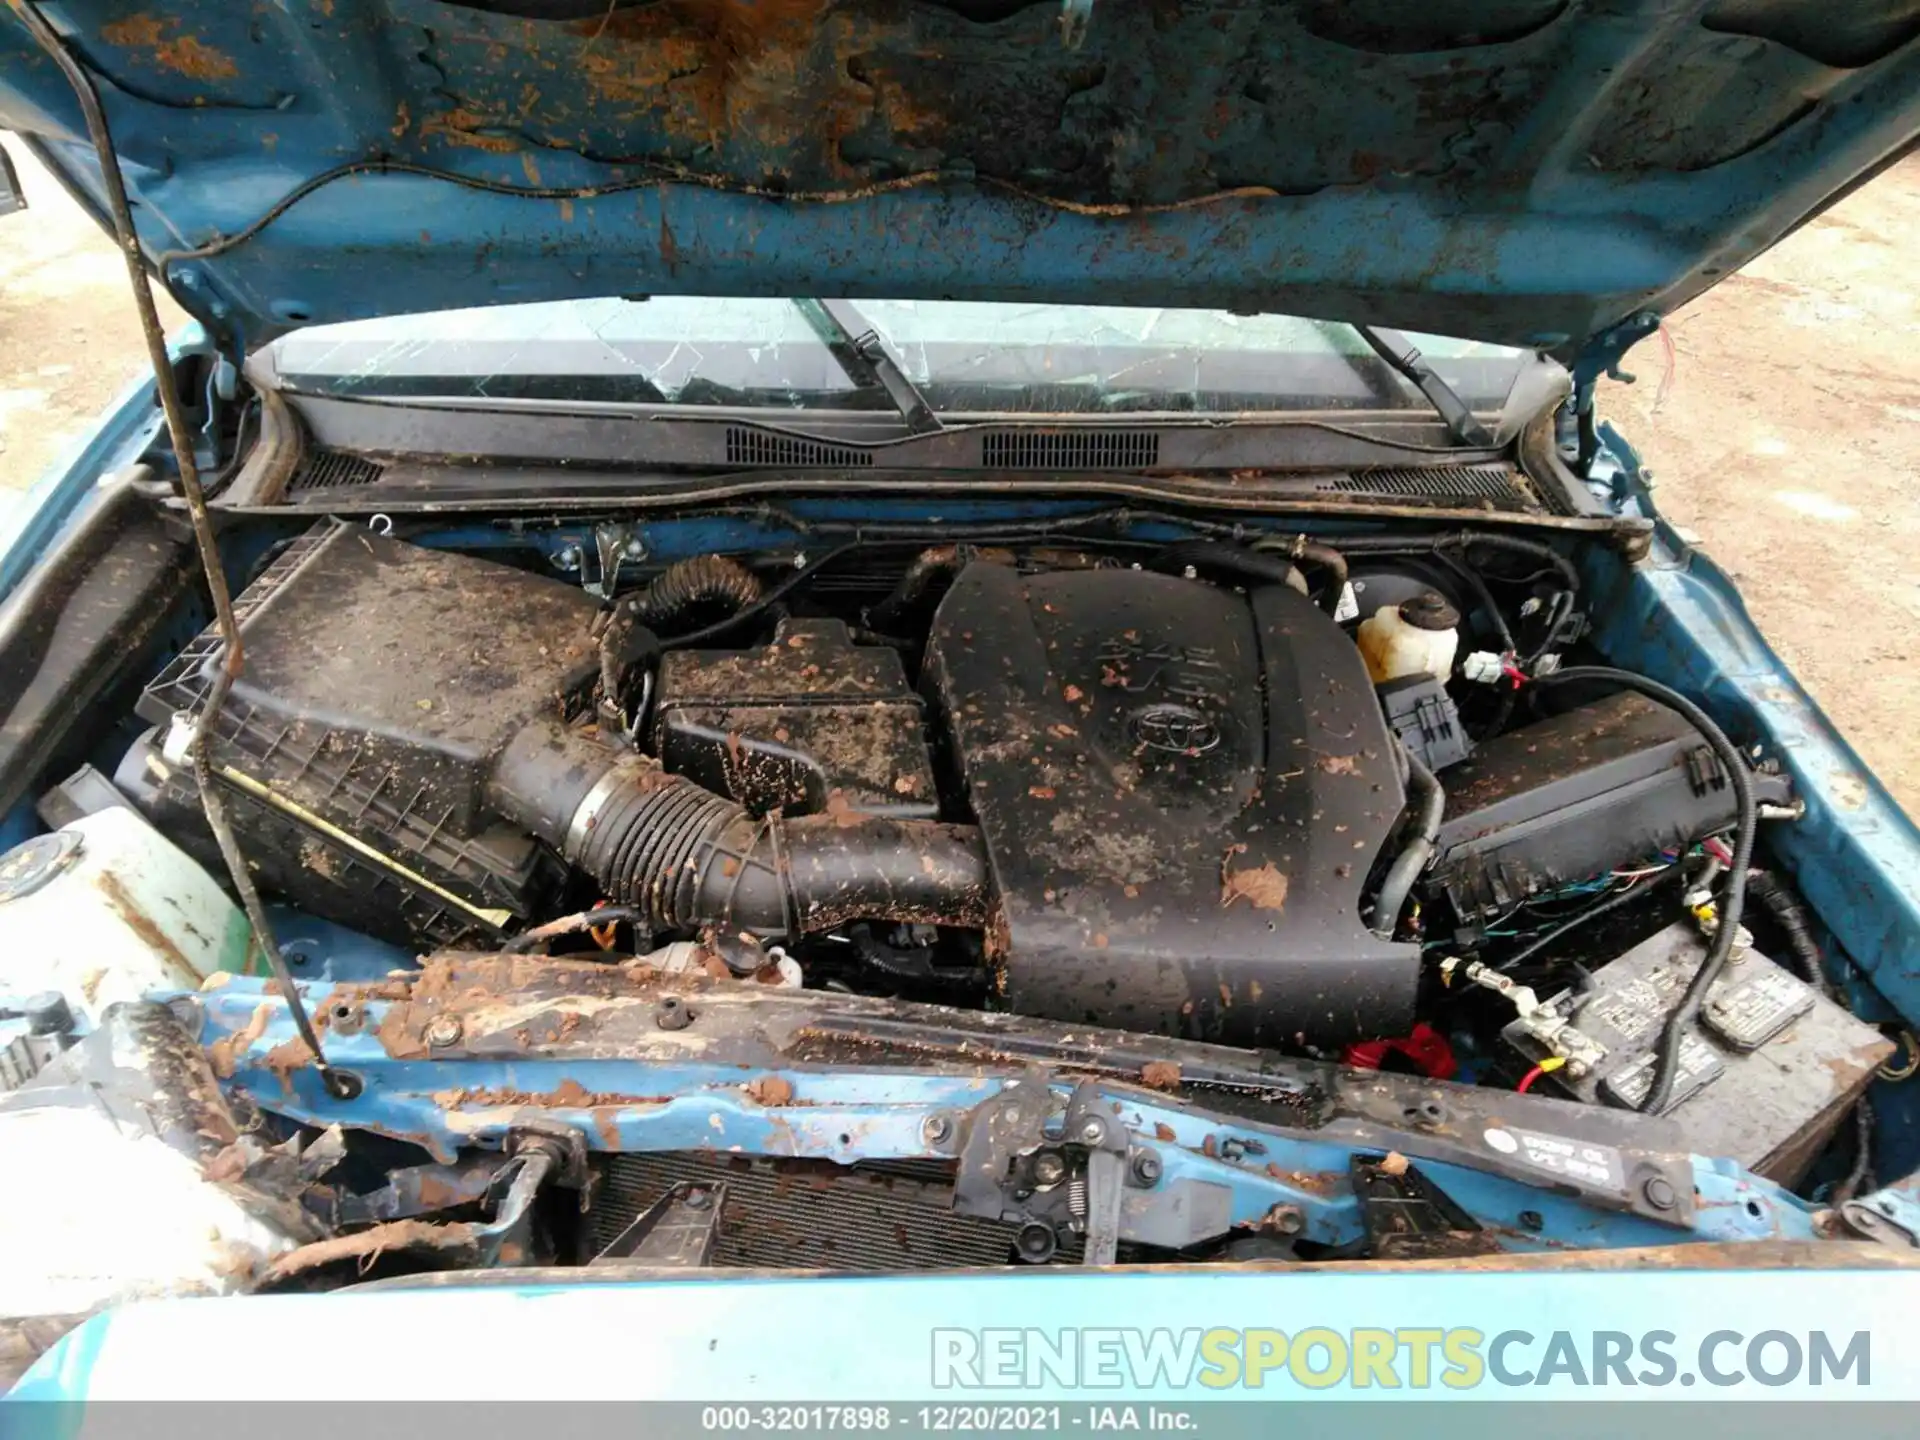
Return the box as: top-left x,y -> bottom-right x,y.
925,563 -> 1417,1046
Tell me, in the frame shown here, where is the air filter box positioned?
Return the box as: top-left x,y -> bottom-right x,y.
132,526 -> 604,946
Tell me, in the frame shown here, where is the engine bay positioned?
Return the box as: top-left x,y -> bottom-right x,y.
1,507 -> 1904,1295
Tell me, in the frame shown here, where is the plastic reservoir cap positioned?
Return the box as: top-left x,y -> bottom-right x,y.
0,830 -> 83,905
1399,591 -> 1462,632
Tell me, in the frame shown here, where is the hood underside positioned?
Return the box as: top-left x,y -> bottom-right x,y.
0,0 -> 1916,359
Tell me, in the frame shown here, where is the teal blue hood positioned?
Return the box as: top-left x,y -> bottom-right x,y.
0,0 -> 1916,363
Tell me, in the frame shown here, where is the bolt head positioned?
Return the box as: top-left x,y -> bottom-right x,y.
1642,1176 -> 1677,1212
425,1016 -> 463,1048
1268,1205 -> 1305,1236
1032,1151 -> 1067,1186
1078,1116 -> 1107,1145
1132,1152 -> 1163,1185
921,1114 -> 953,1145
1016,1222 -> 1057,1263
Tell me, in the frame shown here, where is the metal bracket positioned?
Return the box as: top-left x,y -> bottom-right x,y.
1572,311 -> 1663,414
1837,1175 -> 1920,1248
952,1078 -> 1228,1265
332,1157 -> 506,1227
586,523 -> 645,600
507,1121 -> 591,1190
1064,1084 -> 1129,1266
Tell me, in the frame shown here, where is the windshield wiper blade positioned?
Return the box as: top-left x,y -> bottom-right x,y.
798,299 -> 943,435
1354,325 -> 1494,447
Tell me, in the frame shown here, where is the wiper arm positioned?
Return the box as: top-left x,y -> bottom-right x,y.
797,299 -> 943,435
1355,325 -> 1494,447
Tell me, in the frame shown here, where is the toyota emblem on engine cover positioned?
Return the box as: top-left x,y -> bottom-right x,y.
1130,703 -> 1220,754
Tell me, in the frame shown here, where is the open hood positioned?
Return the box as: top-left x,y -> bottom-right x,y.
1,0 -> 1916,366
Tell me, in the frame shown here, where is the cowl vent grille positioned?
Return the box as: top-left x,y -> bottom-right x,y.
289,449 -> 387,493
981,430 -> 1159,470
1321,463 -> 1556,514
726,428 -> 874,468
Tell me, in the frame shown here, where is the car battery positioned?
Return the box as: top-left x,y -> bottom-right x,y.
1502,922 -> 1891,1184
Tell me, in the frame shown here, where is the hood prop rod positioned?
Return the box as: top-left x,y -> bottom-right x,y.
8,0 -> 353,1098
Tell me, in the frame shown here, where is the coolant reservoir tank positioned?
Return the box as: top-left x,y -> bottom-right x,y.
0,808 -> 249,1020
1356,591 -> 1461,685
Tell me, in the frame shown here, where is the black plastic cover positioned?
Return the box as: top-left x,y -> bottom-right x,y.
1432,693 -> 1795,924
652,617 -> 937,820
1378,676 -> 1472,774
925,563 -> 1417,1047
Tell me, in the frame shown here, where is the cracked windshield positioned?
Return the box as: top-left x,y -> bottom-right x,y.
269,297 -> 1533,415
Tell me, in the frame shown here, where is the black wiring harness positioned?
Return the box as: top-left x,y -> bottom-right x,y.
1524,667 -> 1759,1114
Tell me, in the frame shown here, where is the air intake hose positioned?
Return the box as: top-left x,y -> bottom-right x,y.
487,718 -> 991,938
634,554 -> 765,630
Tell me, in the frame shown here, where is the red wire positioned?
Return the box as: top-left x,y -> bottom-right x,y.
1516,1065 -> 1548,1094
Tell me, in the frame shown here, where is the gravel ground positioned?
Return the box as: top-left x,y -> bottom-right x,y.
2,134 -> 1916,817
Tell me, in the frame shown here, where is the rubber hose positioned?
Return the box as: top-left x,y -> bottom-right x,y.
1337,531 -> 1580,592
1154,539 -> 1348,618
487,719 -> 991,939
1742,870 -> 1873,1200
1371,745 -> 1444,938
634,554 -> 764,630
1530,666 -> 1757,1114
1745,869 -> 1832,997
847,923 -> 989,988
870,544 -> 1014,630
658,542 -> 862,650
1835,1100 -> 1875,1206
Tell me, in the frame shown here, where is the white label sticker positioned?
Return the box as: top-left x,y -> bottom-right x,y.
1504,1127 -> 1627,1192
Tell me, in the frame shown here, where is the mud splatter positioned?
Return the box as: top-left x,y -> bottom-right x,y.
1220,855 -> 1289,912
1139,1060 -> 1182,1091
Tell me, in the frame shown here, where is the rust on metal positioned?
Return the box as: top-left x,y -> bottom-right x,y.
744,1075 -> 796,1106
429,1079 -> 670,1109
98,13 -> 238,81
91,870 -> 199,980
